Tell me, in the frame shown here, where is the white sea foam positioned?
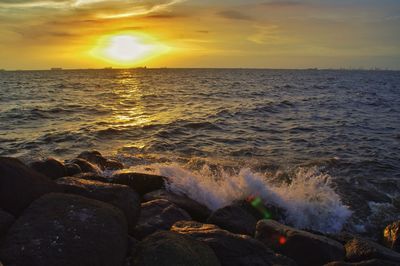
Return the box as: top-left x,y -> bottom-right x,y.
127,163 -> 352,233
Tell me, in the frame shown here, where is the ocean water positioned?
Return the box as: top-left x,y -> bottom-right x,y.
1,69 -> 399,236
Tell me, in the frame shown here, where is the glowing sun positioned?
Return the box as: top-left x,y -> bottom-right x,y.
91,33 -> 169,65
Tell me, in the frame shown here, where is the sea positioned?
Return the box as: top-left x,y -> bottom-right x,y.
1,68 -> 399,237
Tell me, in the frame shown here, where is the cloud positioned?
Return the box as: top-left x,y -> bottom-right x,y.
0,0 -> 184,19
217,10 -> 252,21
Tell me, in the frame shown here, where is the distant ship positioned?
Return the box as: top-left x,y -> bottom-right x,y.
50,67 -> 63,71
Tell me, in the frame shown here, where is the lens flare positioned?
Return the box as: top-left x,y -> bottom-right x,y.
247,196 -> 272,219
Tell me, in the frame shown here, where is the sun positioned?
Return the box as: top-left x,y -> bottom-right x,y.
91,32 -> 169,66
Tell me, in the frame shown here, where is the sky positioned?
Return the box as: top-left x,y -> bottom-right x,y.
0,0 -> 399,70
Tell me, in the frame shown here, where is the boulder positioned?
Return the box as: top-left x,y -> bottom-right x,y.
30,158 -> 67,180
111,172 -> 167,196
56,177 -> 141,233
77,151 -> 123,171
171,221 -> 296,266
132,231 -> 220,266
207,203 -> 258,235
0,193 -> 128,266
0,209 -> 14,238
73,172 -> 110,183
69,158 -> 101,174
324,259 -> 399,265
345,237 -> 400,263
383,221 -> 400,252
134,199 -> 191,239
143,190 -> 211,222
255,219 -> 345,266
0,157 -> 60,216
65,163 -> 82,176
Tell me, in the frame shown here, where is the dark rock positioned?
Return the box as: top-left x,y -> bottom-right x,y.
237,198 -> 286,221
132,231 -> 220,266
255,219 -> 345,266
143,189 -> 211,222
77,151 -> 123,171
29,158 -> 67,180
0,209 -> 14,238
65,163 -> 82,176
345,237 -> 400,263
324,259 -> 399,265
171,220 -> 296,266
134,199 -> 191,239
56,177 -> 140,233
111,172 -> 167,196
0,193 -> 128,266
70,158 -> 101,174
383,221 -> 400,252
0,157 -> 60,216
207,203 -> 257,235
104,160 -> 124,170
73,172 -> 110,183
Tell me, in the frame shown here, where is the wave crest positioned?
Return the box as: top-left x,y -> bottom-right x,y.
129,163 -> 352,233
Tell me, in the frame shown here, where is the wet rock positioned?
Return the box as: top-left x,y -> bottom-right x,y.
345,237 -> 400,263
207,203 -> 258,235
132,230 -> 220,266
255,219 -> 345,266
56,177 -> 140,233
0,209 -> 14,238
104,160 -> 124,171
73,172 -> 110,183
171,220 -> 296,266
65,163 -> 82,176
236,199 -> 286,222
111,172 -> 167,196
383,221 -> 400,252
0,157 -> 60,216
324,259 -> 399,265
134,199 -> 191,239
69,158 -> 101,174
77,151 -> 123,171
30,158 -> 67,180
0,193 -> 128,266
143,189 -> 211,222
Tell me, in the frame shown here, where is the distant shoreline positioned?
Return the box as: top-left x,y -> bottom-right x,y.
1,67 -> 398,72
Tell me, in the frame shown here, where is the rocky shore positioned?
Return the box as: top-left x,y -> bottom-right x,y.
0,151 -> 399,266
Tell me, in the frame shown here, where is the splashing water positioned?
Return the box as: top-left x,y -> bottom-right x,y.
127,163 -> 352,233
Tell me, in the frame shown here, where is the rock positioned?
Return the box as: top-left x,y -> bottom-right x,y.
255,219 -> 345,266
0,209 -> 14,238
238,198 -> 286,221
171,221 -> 296,266
65,163 -> 82,176
0,157 -> 60,216
207,203 -> 258,236
134,199 -> 191,239
73,172 -> 110,183
56,177 -> 140,233
70,158 -> 101,174
383,221 -> 400,252
111,172 -> 167,196
324,259 -> 399,265
104,160 -> 124,171
143,190 -> 211,222
77,151 -> 124,171
132,231 -> 220,266
0,193 -> 128,266
345,237 -> 400,263
29,158 -> 67,180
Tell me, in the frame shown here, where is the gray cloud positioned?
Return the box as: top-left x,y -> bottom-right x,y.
217,10 -> 253,21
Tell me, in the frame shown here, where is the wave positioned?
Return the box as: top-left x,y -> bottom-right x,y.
124,163 -> 352,233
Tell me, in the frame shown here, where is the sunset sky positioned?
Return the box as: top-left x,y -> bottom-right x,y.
0,0 -> 399,70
